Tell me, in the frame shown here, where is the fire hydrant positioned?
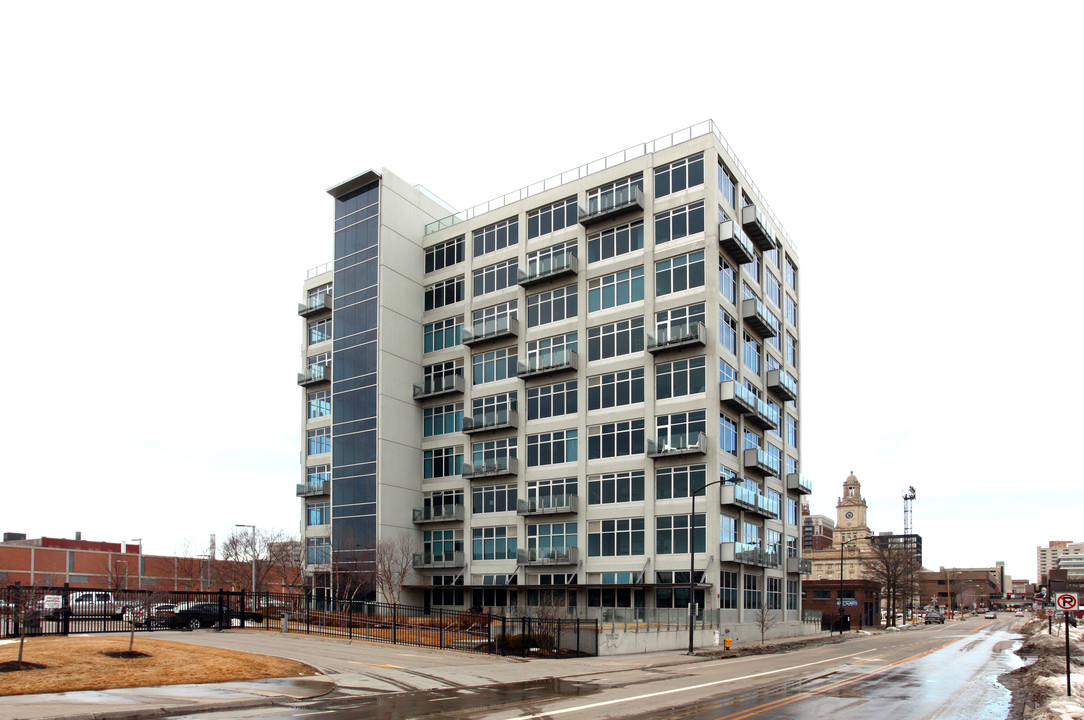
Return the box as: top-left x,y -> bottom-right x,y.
724,630 -> 732,650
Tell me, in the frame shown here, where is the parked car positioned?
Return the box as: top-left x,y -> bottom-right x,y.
1015,610 -> 1025,617
167,602 -> 263,630
124,603 -> 177,628
925,610 -> 945,624
40,591 -> 126,619
984,611 -> 997,619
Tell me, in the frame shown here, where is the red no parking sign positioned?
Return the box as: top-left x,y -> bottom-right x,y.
1055,593 -> 1078,611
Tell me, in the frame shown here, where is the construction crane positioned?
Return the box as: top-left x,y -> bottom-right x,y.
902,486 -> 916,536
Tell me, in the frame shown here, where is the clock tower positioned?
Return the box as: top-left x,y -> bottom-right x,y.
836,471 -> 870,543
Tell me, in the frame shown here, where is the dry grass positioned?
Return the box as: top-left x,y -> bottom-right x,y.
0,636 -> 317,696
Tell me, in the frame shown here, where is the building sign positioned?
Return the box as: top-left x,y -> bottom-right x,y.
836,599 -> 858,607
43,595 -> 62,609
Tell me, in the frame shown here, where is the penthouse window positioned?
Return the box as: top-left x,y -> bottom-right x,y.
527,197 -> 578,239
655,154 -> 704,198
654,201 -> 705,244
425,236 -> 464,273
473,217 -> 518,258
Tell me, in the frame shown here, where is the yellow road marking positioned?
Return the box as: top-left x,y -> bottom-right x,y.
349,661 -> 406,668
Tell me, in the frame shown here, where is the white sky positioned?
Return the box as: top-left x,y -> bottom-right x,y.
2,1 -> 1081,584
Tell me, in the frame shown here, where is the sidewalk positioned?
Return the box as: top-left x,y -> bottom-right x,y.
0,628 -> 845,720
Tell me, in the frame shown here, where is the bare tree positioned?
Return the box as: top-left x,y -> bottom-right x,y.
106,556 -> 130,591
374,534 -> 415,606
11,586 -> 45,663
755,601 -> 778,644
268,537 -> 307,593
332,550 -> 375,602
864,542 -> 920,626
219,528 -> 300,593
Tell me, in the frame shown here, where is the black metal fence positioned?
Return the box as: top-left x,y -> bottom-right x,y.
1,585 -> 597,658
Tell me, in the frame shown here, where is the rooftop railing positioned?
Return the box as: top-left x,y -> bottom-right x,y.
422,121 -> 795,252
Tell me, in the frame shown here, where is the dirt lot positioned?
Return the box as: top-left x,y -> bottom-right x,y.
0,636 -> 318,696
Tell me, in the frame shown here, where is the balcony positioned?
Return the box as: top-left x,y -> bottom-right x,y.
517,494 -> 580,516
412,550 -> 465,569
787,556 -> 813,574
646,321 -> 707,354
517,348 -> 578,378
413,373 -> 465,400
755,492 -> 781,519
412,504 -> 465,524
787,473 -> 813,495
462,408 -> 519,434
517,546 -> 579,566
719,483 -> 760,513
719,380 -> 758,416
647,431 -> 708,458
742,298 -> 779,338
462,316 -> 519,346
718,220 -> 756,265
720,542 -> 780,568
462,456 -> 519,480
518,251 -> 579,287
295,480 -> 330,497
741,204 -> 776,251
578,185 -> 645,227
766,368 -> 797,402
298,292 -> 332,317
297,364 -> 332,386
747,398 -> 779,431
743,447 -> 781,477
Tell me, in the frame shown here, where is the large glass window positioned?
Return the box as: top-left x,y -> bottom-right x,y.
786,295 -> 798,326
589,267 -> 644,311
720,414 -> 737,456
587,220 -> 644,263
743,332 -> 761,374
720,515 -> 737,543
655,250 -> 704,296
423,402 -> 463,437
588,419 -> 644,459
654,201 -> 705,244
744,574 -> 761,609
525,332 -> 577,370
655,464 -> 707,500
425,236 -> 464,273
472,347 -> 518,385
473,259 -> 518,297
785,257 -> 797,290
473,217 -> 518,257
527,197 -> 578,239
765,271 -> 782,309
472,484 -> 517,514
588,470 -> 645,504
588,316 -> 644,360
308,389 -> 331,419
424,446 -> 464,479
655,356 -> 706,399
526,522 -> 578,556
307,427 -> 331,455
655,514 -> 706,554
655,410 -> 706,449
719,257 -> 736,304
589,518 -> 645,557
309,318 -> 331,344
655,154 -> 704,198
720,570 -> 738,609
306,501 -> 330,526
785,332 -> 797,367
786,414 -> 798,447
718,160 -> 737,209
472,526 -> 517,561
423,316 -> 462,353
527,380 -> 577,420
424,276 -> 464,311
719,309 -> 737,354
471,437 -> 517,467
586,174 -> 642,215
588,368 -> 644,410
526,429 -> 578,467
767,576 -> 782,610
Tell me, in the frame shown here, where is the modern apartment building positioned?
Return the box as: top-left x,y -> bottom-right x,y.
297,121 -> 809,629
1037,541 -> 1084,584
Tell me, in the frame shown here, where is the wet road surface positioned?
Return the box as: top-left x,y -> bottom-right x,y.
166,618 -> 1026,720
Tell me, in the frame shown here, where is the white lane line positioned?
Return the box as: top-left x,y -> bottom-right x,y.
502,650 -> 871,720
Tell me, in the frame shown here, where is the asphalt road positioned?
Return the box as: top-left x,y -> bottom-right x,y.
167,617 -> 1025,720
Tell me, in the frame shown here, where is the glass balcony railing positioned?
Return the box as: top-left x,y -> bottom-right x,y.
721,542 -> 779,568
741,203 -> 776,250
766,368 -> 798,401
462,408 -> 518,433
744,397 -> 779,431
298,292 -> 332,317
412,505 -> 465,523
787,473 -> 813,495
297,363 -> 332,386
517,348 -> 578,377
412,550 -> 465,568
295,480 -> 330,497
719,482 -> 759,511
516,546 -> 579,565
462,456 -> 518,479
646,321 -> 707,353
757,492 -> 781,519
743,447 -> 781,476
518,251 -> 578,286
742,297 -> 780,338
647,431 -> 707,458
719,380 -> 758,415
718,220 -> 756,265
579,185 -> 645,226
413,372 -> 464,399
517,494 -> 579,515
462,316 -> 519,346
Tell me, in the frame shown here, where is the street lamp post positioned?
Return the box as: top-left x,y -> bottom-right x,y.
235,524 -> 257,593
688,477 -> 730,655
837,535 -> 865,635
